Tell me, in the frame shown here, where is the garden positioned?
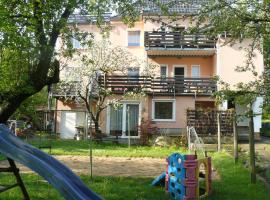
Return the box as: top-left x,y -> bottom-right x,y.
1,140 -> 270,200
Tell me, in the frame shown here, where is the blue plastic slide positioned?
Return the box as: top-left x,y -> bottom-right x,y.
151,172 -> 166,187
0,125 -> 103,200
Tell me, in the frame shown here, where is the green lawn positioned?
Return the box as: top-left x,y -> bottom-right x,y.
0,174 -> 169,200
208,152 -> 270,200
29,139 -> 185,158
1,140 -> 270,199
1,153 -> 270,200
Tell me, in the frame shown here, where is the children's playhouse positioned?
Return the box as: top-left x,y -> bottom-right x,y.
152,152 -> 212,200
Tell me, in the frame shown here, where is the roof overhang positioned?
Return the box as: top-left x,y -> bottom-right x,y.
146,48 -> 216,57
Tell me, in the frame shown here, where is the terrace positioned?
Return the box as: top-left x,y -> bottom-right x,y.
144,32 -> 216,56
98,75 -> 216,96
51,81 -> 81,98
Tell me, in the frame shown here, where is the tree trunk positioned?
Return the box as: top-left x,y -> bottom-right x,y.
0,60 -> 59,124
233,117 -> 238,164
0,93 -> 35,123
92,117 -> 101,139
249,105 -> 256,183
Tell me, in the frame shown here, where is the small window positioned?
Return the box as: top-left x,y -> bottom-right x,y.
128,68 -> 139,77
160,65 -> 167,78
153,100 -> 175,121
128,31 -> 140,46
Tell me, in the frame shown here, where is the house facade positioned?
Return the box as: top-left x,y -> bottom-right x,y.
52,6 -> 264,139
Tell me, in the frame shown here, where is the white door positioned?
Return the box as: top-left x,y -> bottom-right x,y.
60,112 -> 76,139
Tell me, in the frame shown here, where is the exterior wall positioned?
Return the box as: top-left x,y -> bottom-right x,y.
150,56 -> 215,77
217,38 -> 264,132
143,17 -> 194,32
55,100 -> 86,138
99,95 -> 206,135
217,38 -> 264,87
56,18 -> 265,137
99,96 -> 149,135
149,96 -> 195,130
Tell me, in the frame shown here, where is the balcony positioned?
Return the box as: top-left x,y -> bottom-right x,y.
144,32 -> 216,56
98,75 -> 216,96
51,81 -> 81,98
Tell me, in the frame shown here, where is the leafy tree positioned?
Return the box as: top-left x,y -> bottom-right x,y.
64,40 -> 153,136
12,88 -> 48,128
190,0 -> 268,183
0,0 -> 142,123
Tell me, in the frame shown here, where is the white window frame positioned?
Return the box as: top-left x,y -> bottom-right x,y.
191,65 -> 201,78
173,65 -> 187,77
106,101 -> 141,138
160,64 -> 168,78
152,99 -> 176,122
127,31 -> 141,47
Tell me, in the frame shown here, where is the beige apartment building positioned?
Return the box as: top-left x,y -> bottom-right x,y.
52,5 -> 264,140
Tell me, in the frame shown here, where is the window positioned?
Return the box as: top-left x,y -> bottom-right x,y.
127,68 -> 139,86
128,31 -> 140,46
191,65 -> 200,77
153,100 -> 175,121
160,65 -> 167,78
128,68 -> 139,77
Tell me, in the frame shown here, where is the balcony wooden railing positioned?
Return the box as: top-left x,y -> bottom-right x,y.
51,81 -> 81,97
99,75 -> 217,95
98,76 -> 152,93
144,32 -> 216,49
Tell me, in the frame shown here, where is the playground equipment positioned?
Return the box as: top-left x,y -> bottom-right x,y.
0,124 -> 103,200
187,126 -> 205,154
152,152 -> 212,200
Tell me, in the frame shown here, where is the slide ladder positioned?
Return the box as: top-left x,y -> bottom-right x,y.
0,125 -> 102,200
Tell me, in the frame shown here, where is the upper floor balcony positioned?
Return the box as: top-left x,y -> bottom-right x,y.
144,32 -> 216,56
98,75 -> 216,96
52,75 -> 217,98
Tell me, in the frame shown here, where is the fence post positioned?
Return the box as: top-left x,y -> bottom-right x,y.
217,112 -> 221,152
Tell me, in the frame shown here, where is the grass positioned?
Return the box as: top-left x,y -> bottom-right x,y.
1,153 -> 270,200
1,140 -> 270,199
207,152 -> 270,200
0,174 -> 169,200
28,139 -> 185,158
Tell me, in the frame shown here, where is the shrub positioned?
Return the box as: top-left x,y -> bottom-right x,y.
139,119 -> 159,146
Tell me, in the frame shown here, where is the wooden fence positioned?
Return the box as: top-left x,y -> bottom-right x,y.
187,109 -> 234,136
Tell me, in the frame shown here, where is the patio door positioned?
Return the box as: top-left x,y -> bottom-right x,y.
109,103 -> 139,137
109,106 -> 123,136
174,66 -> 186,92
126,104 -> 139,136
174,66 -> 185,77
